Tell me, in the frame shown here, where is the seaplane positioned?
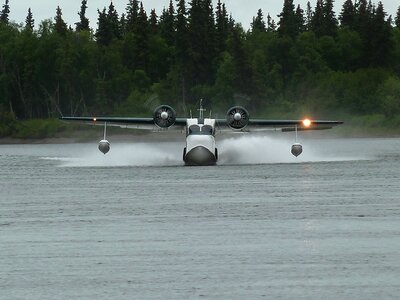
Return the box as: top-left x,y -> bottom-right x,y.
60,101 -> 343,166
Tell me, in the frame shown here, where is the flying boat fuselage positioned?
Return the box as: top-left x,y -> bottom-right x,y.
183,118 -> 217,166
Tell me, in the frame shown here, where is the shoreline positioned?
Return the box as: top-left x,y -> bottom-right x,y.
0,132 -> 187,145
1,130 -> 399,145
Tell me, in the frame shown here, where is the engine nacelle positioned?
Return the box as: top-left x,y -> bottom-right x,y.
226,106 -> 250,130
153,105 -> 176,128
99,139 -> 110,154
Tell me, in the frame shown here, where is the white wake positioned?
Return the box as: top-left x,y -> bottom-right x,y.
218,135 -> 366,165
41,135 -> 369,167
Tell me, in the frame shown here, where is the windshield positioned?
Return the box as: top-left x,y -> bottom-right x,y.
188,125 -> 213,135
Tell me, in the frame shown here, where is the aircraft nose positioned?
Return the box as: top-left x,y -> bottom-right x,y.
184,146 -> 216,166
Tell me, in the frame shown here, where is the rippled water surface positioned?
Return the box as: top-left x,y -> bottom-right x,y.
1,135 -> 400,299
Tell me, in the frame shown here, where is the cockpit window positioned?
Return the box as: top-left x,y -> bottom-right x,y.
189,125 -> 201,135
188,124 -> 214,135
202,125 -> 213,135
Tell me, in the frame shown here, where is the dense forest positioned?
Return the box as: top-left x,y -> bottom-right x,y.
1,0 -> 400,137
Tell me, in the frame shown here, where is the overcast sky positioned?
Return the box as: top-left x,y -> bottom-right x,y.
7,0 -> 399,29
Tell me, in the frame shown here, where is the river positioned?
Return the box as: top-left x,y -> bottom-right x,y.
1,135 -> 399,299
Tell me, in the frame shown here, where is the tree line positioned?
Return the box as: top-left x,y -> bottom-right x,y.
0,0 -> 400,126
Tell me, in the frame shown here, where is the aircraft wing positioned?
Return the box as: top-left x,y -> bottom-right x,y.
59,116 -> 188,130
215,118 -> 343,132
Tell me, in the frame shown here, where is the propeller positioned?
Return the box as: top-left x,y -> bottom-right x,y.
153,105 -> 176,128
226,106 -> 250,130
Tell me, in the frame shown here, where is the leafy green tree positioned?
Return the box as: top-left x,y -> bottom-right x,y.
226,25 -> 252,95
336,27 -> 363,70
213,52 -> 235,110
378,77 -> 400,117
76,0 -> 89,31
147,34 -> 171,82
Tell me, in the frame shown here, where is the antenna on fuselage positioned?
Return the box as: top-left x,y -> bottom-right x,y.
198,99 -> 206,121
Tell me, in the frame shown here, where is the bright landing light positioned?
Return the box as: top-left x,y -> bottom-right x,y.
303,118 -> 312,127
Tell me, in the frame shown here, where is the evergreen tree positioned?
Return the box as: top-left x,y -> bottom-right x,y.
295,5 -> 305,33
187,0 -> 217,84
175,0 -> 190,108
126,0 -> 139,32
76,0 -> 90,31
355,0 -> 371,35
227,25 -> 252,94
54,6 -> 68,35
369,1 -> 392,66
120,13 -> 127,33
395,6 -> 400,28
96,8 -> 112,45
252,9 -> 266,33
228,13 -> 235,29
107,1 -> 120,39
323,0 -> 338,36
134,2 -> 149,70
311,0 -> 324,37
387,15 -> 392,27
149,9 -> 158,34
267,13 -> 277,32
305,1 -> 313,30
159,0 -> 175,46
215,0 -> 230,52
176,0 -> 189,59
277,0 -> 299,38
25,8 -> 34,31
0,0 -> 10,24
340,0 -> 356,28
